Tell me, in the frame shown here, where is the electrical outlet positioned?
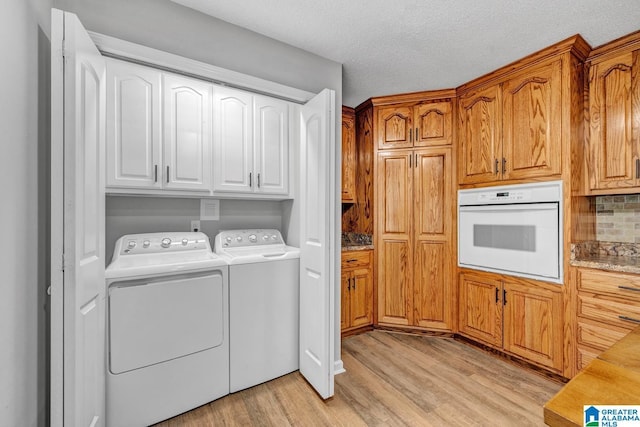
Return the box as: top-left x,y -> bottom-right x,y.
190,220 -> 201,232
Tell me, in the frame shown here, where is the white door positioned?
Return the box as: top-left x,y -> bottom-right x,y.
163,73 -> 211,191
254,95 -> 289,195
105,58 -> 161,189
51,9 -> 106,427
213,87 -> 253,193
299,89 -> 336,399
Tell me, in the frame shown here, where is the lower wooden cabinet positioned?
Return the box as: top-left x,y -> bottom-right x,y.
341,250 -> 373,333
575,268 -> 640,371
458,271 -> 564,372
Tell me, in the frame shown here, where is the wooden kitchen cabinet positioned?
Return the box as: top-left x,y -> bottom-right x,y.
341,250 -> 374,333
458,270 -> 564,372
376,99 -> 453,150
575,268 -> 640,371
586,32 -> 640,192
458,60 -> 562,185
342,106 -> 357,202
376,146 -> 454,331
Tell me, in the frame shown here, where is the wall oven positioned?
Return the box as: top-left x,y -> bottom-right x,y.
458,181 -> 563,284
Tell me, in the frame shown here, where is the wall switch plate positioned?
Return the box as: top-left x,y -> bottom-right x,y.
191,220 -> 201,232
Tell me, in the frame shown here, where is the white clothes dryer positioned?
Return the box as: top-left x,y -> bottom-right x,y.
214,229 -> 300,393
105,232 -> 229,427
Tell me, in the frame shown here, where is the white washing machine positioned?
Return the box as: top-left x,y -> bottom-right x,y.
214,229 -> 300,393
105,232 -> 229,427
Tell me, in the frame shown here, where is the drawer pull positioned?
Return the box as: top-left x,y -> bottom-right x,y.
346,259 -> 358,263
619,315 -> 640,324
618,285 -> 640,293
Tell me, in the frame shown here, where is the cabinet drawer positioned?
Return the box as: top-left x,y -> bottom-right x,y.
579,270 -> 640,302
341,251 -> 372,269
578,294 -> 640,329
577,319 -> 629,351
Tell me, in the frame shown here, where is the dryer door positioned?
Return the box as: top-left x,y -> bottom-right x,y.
108,271 -> 224,374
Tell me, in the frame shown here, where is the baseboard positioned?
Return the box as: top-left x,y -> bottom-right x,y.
334,359 -> 345,375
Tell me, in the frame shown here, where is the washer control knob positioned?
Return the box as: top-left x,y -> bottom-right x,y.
263,235 -> 269,241
236,236 -> 243,242
127,240 -> 137,249
225,236 -> 232,243
248,234 -> 257,243
182,238 -> 189,246
271,234 -> 278,240
161,238 -> 172,248
142,240 -> 150,248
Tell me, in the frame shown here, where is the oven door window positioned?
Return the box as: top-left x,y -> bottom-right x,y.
458,203 -> 559,281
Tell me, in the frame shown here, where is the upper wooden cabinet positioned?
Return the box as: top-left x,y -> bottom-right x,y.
342,106 -> 357,202
586,31 -> 640,192
457,35 -> 590,186
459,60 -> 563,184
376,98 -> 453,150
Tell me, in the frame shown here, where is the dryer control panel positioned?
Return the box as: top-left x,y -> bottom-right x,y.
113,232 -> 211,256
215,229 -> 284,249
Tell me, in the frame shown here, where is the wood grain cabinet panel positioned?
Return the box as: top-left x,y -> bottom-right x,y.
588,50 -> 639,190
502,281 -> 563,371
341,106 -> 357,202
341,251 -> 374,333
377,105 -> 414,149
458,85 -> 502,184
414,101 -> 453,147
458,272 -> 502,347
376,147 -> 454,330
502,60 -> 562,180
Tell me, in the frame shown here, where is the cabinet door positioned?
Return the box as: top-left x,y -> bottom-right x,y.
458,85 -> 502,184
212,88 -> 253,193
350,264 -> 373,329
106,59 -> 161,189
503,281 -> 563,371
376,105 -> 414,149
376,151 -> 413,325
414,100 -> 453,147
341,107 -> 357,202
458,273 -> 502,347
502,60 -> 562,180
340,271 -> 351,331
163,74 -> 211,191
588,52 -> 638,190
413,149 -> 453,330
254,95 -> 290,195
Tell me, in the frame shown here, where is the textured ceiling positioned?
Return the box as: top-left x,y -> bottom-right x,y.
171,0 -> 640,107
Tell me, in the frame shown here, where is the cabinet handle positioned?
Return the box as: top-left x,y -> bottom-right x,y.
636,159 -> 640,179
249,172 -> 252,187
257,173 -> 261,188
415,154 -> 418,168
415,127 -> 419,142
495,287 -> 499,303
619,285 -> 640,293
346,259 -> 358,263
409,154 -> 412,168
619,315 -> 640,324
409,128 -> 412,143
502,157 -> 507,174
495,159 -> 499,175
503,289 -> 507,305
347,278 -> 351,291
166,166 -> 169,184
352,278 -> 356,290
154,165 -> 158,183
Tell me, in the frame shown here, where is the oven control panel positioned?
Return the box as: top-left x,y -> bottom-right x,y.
477,190 -> 532,202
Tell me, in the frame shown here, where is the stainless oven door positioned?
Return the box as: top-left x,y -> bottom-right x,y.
458,202 -> 560,282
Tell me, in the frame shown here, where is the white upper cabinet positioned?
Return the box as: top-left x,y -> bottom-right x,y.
213,87 -> 291,197
163,74 -> 212,191
106,59 -> 161,189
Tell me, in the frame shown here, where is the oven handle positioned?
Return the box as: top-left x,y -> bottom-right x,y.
459,203 -> 558,213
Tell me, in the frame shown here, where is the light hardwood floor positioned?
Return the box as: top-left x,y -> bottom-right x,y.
155,331 -> 562,426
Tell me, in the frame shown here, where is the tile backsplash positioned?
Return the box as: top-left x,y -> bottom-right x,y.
596,194 -> 640,243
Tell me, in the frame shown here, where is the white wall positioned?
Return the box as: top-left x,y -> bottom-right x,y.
0,0 -> 51,425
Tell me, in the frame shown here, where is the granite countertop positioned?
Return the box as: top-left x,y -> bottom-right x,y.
571,241 -> 640,274
342,232 -> 373,251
